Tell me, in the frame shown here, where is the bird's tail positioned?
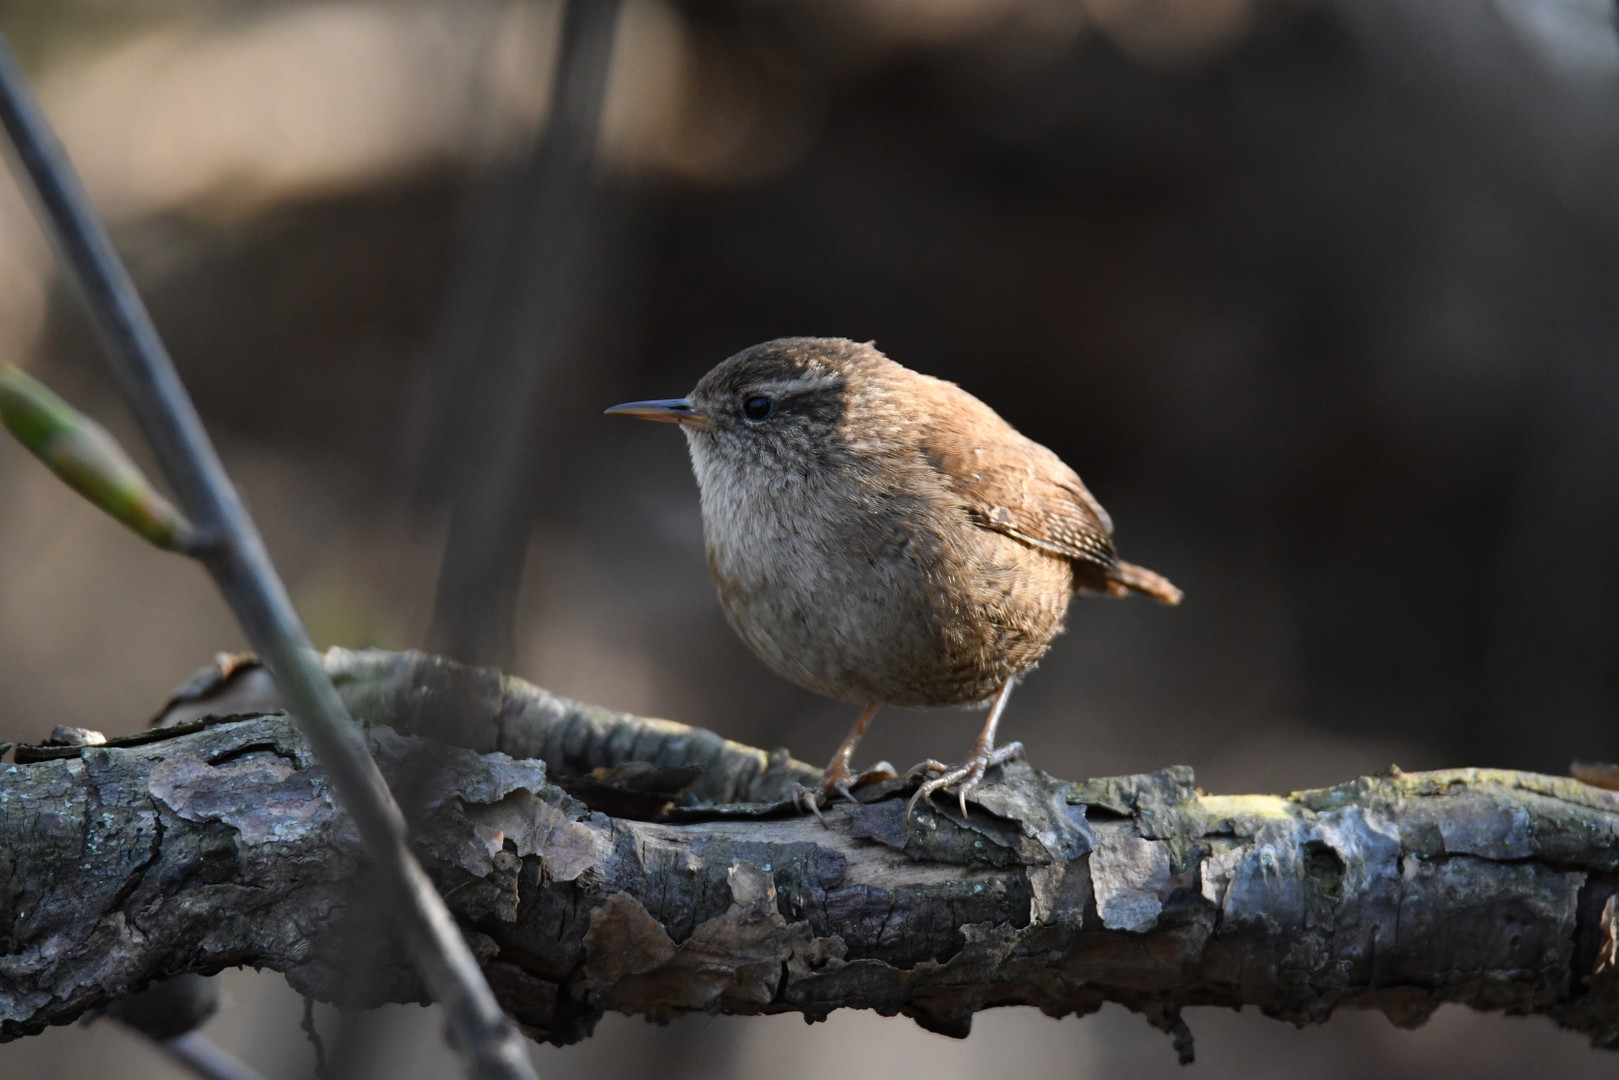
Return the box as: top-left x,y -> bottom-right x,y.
1107,560 -> 1183,605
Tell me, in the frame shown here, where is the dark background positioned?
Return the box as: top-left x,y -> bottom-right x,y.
2,0 -> 1617,1076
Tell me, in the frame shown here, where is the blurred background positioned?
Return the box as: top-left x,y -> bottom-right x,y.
2,0 -> 1617,1076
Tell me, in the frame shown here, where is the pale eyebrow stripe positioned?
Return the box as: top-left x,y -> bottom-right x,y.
748,372 -> 843,398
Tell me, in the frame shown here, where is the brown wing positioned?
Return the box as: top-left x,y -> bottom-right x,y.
927,424 -> 1119,574
942,436 -> 1186,604
895,368 -> 1182,603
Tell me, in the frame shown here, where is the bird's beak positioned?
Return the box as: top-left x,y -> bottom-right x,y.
604,397 -> 709,428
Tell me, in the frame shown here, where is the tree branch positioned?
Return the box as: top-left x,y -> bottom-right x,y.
5,650 -> 1619,1063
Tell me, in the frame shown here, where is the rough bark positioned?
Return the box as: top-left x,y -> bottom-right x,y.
4,650 -> 1619,1062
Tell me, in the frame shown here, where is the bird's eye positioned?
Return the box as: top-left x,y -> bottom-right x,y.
742,396 -> 774,421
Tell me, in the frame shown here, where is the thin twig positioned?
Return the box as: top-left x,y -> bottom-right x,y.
424,0 -> 623,667
128,1029 -> 272,1080
0,33 -> 535,1080
301,997 -> 332,1080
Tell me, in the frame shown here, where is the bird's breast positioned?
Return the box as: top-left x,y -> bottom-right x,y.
691,452 -> 1071,707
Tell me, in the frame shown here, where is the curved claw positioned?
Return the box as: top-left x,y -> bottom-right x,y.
789,768 -> 870,826
789,782 -> 829,828
903,742 -> 1026,821
805,735 -> 893,818
857,760 -> 899,785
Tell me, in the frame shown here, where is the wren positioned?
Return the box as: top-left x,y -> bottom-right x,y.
607,337 -> 1181,818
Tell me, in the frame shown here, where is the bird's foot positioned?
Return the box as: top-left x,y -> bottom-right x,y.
905,742 -> 1025,820
789,760 -> 899,827
789,783 -> 830,826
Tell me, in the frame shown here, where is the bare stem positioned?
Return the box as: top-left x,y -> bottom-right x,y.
141,1031 -> 271,1080
0,33 -> 535,1080
424,0 -> 623,667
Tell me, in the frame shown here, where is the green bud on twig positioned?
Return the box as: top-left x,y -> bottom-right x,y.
0,365 -> 197,553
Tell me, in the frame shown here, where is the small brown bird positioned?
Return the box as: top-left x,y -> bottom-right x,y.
607,338 -> 1180,817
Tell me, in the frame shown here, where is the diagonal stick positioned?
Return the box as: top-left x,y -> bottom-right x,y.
0,33 -> 537,1080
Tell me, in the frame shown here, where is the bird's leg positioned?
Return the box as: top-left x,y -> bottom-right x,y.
906,679 -> 1024,819
823,701 -> 882,801
792,702 -> 884,822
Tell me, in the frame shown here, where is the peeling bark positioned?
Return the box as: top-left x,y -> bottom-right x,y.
5,650 -> 1619,1061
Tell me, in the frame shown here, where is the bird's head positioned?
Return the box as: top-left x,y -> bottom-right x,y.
606,337 -> 888,480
